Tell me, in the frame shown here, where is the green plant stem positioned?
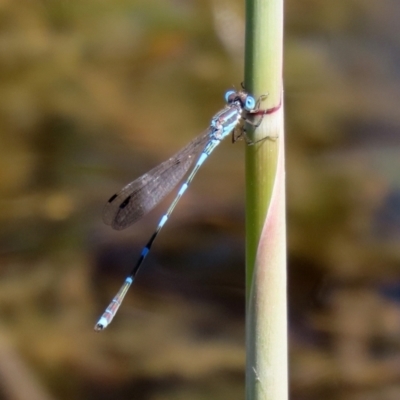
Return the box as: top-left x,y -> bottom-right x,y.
244,0 -> 287,399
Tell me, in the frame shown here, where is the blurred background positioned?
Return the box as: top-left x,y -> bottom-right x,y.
1,0 -> 400,399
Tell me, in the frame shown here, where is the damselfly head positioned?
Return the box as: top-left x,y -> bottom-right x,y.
224,90 -> 256,111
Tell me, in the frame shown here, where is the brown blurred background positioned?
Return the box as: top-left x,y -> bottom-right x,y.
1,0 -> 400,399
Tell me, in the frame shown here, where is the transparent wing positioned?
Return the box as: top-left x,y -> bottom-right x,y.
103,129 -> 212,230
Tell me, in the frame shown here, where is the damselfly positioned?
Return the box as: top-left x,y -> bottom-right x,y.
95,89 -> 265,331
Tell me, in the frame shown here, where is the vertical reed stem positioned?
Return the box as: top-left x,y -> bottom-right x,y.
244,0 -> 287,398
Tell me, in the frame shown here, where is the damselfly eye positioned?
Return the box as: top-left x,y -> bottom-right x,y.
244,95 -> 256,111
224,90 -> 236,103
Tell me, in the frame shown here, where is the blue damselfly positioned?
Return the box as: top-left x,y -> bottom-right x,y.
95,89 -> 265,331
